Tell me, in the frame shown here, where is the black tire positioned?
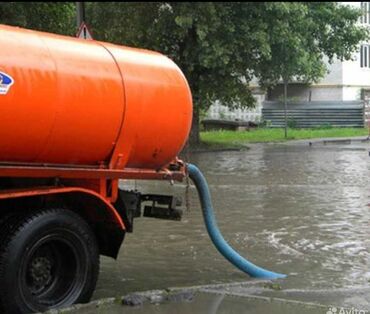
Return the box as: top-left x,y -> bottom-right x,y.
0,209 -> 99,314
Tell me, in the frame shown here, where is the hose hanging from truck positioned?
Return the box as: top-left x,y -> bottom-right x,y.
187,163 -> 286,279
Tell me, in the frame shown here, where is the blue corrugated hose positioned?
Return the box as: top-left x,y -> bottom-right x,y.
187,163 -> 286,279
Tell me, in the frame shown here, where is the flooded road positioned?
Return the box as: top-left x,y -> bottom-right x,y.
94,141 -> 370,310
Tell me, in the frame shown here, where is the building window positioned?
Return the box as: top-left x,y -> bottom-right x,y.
360,44 -> 370,68
361,2 -> 370,24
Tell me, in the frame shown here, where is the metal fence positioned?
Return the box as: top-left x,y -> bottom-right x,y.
262,101 -> 364,128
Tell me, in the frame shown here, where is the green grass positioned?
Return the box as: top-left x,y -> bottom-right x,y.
200,128 -> 369,147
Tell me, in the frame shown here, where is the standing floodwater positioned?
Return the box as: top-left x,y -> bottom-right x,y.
95,141 -> 370,310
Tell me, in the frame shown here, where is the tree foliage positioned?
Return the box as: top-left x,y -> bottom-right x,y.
0,2 -> 75,35
257,2 -> 368,86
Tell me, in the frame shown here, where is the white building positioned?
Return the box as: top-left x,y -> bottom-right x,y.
206,2 -> 370,123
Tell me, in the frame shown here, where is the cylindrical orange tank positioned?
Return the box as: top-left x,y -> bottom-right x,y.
0,25 -> 192,169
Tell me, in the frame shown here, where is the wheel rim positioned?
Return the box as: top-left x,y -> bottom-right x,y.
19,232 -> 87,311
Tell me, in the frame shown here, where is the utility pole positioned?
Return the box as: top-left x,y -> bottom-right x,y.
76,2 -> 85,29
284,78 -> 288,139
76,2 -> 93,40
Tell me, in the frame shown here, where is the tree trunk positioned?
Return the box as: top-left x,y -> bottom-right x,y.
188,104 -> 200,146
284,79 -> 288,139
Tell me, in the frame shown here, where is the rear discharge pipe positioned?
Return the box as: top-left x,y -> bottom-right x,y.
187,163 -> 286,279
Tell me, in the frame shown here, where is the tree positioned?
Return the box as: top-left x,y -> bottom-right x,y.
0,2 -> 75,35
256,3 -> 368,138
87,2 -> 369,144
87,2 -> 273,145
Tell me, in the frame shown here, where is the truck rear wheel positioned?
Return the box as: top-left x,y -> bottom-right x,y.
0,209 -> 99,314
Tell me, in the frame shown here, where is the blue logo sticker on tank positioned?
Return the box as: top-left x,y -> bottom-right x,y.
0,71 -> 14,95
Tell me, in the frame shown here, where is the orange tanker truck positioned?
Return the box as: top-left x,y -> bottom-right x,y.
0,24 -> 284,314
0,24 -> 192,313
